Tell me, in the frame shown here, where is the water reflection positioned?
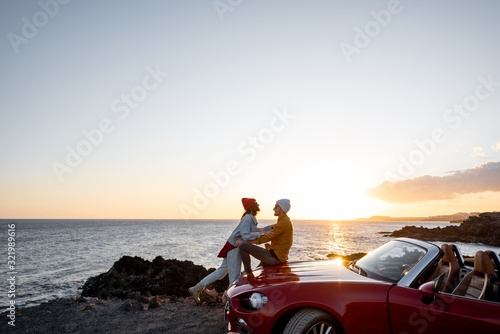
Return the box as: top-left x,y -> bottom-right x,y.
327,222 -> 348,256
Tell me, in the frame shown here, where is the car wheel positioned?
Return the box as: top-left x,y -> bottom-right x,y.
284,308 -> 339,334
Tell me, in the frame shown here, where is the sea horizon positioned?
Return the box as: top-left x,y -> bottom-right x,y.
0,215 -> 467,222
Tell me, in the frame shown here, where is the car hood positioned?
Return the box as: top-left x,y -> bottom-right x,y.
232,260 -> 375,292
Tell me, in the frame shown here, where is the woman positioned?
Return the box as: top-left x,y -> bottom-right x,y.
188,198 -> 273,303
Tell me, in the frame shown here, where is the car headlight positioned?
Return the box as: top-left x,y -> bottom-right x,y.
249,292 -> 268,309
240,292 -> 268,311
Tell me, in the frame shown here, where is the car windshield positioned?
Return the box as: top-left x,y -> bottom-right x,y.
349,240 -> 427,283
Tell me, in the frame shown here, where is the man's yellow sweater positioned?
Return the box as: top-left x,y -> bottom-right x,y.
256,214 -> 293,262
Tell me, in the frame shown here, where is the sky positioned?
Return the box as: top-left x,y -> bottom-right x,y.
1,0 -> 500,220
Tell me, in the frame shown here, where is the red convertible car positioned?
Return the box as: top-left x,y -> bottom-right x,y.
225,238 -> 500,334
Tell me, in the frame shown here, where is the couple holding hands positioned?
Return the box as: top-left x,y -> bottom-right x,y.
189,198 -> 294,303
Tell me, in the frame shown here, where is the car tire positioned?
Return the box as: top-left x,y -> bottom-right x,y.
284,308 -> 339,334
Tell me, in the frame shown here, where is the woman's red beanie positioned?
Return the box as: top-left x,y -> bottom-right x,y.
241,198 -> 256,210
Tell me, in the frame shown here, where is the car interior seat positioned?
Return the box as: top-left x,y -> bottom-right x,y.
427,244 -> 460,292
451,251 -> 498,299
485,251 -> 500,275
484,251 -> 500,302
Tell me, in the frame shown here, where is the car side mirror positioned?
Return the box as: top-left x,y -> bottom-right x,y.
419,273 -> 444,305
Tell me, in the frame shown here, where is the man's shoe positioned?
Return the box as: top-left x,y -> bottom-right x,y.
188,283 -> 203,303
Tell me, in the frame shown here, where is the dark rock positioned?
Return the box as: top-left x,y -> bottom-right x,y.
122,301 -> 149,311
388,211 -> 500,246
126,291 -> 141,300
81,256 -> 228,299
76,296 -> 87,303
139,295 -> 150,304
199,288 -> 220,305
479,212 -> 500,219
136,303 -> 148,311
82,304 -> 95,311
122,302 -> 133,311
149,296 -> 162,308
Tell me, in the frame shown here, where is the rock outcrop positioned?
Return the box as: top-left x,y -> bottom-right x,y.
81,256 -> 228,299
388,212 -> 500,247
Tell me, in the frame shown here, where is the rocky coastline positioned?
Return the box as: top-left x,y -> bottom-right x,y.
387,212 -> 500,247
7,257 -> 230,334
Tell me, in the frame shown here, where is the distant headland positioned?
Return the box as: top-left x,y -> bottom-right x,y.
356,212 -> 478,223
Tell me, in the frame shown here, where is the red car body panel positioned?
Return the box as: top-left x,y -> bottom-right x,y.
388,285 -> 500,333
227,260 -> 392,334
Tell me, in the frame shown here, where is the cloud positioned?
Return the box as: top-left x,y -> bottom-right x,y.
493,142 -> 500,152
367,161 -> 500,203
472,146 -> 485,158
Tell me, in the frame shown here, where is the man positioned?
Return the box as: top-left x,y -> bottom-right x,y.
237,199 -> 293,274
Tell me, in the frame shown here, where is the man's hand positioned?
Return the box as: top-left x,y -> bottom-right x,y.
262,230 -> 274,238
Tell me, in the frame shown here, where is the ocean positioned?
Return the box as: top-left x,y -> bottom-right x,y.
2,219 -> 500,310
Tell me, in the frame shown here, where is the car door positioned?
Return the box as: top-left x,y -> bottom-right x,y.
387,285 -> 500,334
